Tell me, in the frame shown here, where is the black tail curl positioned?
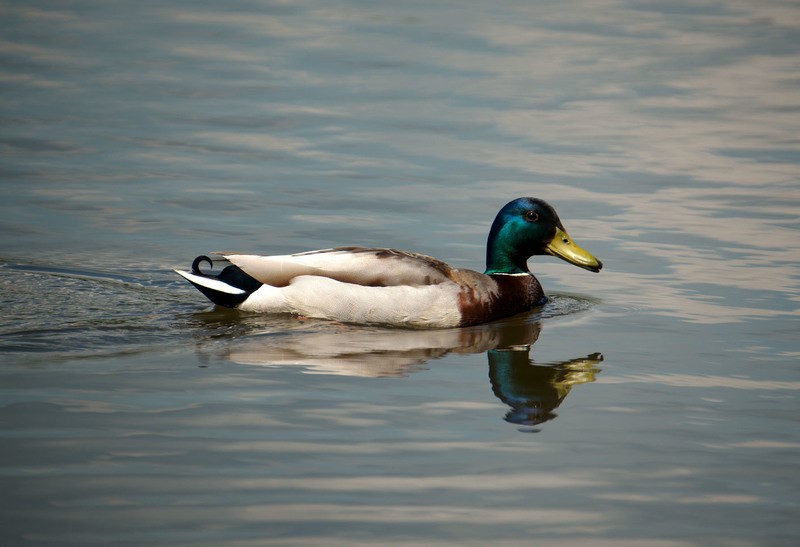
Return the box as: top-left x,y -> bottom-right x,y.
192,255 -> 214,275
186,255 -> 263,308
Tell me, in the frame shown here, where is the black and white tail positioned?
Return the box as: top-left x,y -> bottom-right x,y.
175,255 -> 262,308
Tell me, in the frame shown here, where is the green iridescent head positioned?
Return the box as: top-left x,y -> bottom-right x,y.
484,197 -> 603,275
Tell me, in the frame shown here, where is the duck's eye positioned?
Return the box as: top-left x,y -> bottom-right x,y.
524,210 -> 539,222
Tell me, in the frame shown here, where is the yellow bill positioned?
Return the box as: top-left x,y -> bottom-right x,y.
545,227 -> 603,273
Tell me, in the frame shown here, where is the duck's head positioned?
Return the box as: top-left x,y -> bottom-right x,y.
485,197 -> 603,275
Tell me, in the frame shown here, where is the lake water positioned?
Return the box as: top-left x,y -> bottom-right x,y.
1,0 -> 799,545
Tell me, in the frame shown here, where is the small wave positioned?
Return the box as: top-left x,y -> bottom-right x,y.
1,261 -> 158,288
538,293 -> 599,320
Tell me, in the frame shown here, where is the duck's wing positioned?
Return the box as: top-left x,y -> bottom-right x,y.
215,247 -> 455,287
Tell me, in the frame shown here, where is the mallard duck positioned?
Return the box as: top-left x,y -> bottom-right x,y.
175,197 -> 602,328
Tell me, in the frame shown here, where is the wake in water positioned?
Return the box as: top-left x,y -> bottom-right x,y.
0,261 -> 192,360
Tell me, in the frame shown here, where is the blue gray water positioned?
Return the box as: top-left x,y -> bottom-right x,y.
1,1 -> 799,545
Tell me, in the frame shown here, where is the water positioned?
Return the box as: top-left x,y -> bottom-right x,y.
1,0 -> 799,545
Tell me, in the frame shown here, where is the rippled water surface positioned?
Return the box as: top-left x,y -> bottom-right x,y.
1,1 -> 799,545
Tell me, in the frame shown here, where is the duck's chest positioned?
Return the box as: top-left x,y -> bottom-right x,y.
458,273 -> 545,326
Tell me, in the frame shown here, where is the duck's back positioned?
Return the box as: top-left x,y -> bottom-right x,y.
221,247 -> 454,288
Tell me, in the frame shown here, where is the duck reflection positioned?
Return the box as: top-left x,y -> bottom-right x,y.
489,349 -> 602,428
203,313 -> 601,429
224,317 -> 544,377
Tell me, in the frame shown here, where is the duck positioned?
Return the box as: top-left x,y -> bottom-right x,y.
175,197 -> 602,328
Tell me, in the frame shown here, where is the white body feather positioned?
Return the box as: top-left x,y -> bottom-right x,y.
239,275 -> 463,328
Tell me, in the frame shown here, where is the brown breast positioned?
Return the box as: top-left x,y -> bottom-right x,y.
457,273 -> 545,326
